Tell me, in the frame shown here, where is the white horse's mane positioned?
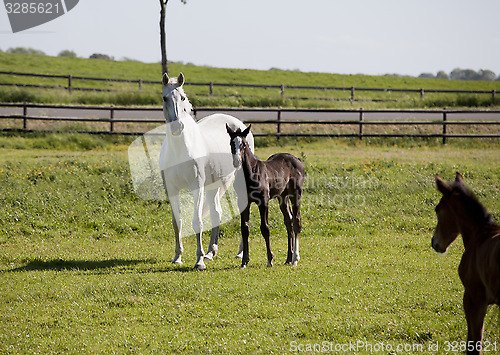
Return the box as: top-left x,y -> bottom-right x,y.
167,77 -> 194,118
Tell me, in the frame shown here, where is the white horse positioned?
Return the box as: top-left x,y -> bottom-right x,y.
159,73 -> 254,270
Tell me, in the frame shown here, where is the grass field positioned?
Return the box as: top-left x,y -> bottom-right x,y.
1,52 -> 500,108
0,133 -> 499,353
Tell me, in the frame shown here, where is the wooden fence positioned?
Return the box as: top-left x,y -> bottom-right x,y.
0,71 -> 498,102
0,103 -> 499,144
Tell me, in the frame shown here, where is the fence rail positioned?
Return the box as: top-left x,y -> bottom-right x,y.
0,103 -> 499,144
0,71 -> 498,102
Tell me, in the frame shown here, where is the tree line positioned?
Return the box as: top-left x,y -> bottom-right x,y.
418,69 -> 500,82
3,46 -> 500,82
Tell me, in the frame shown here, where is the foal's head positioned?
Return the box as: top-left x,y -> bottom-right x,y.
432,173 -> 461,253
162,72 -> 193,136
432,172 -> 491,253
226,124 -> 252,168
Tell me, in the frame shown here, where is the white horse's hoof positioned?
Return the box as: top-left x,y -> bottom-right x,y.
292,261 -> 298,267
267,262 -> 273,268
172,257 -> 183,266
235,252 -> 243,259
204,250 -> 215,261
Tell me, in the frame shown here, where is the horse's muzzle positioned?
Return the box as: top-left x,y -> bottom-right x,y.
169,120 -> 184,136
431,233 -> 446,253
232,157 -> 242,169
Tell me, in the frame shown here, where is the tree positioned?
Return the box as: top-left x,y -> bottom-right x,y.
89,53 -> 114,60
450,68 -> 496,81
418,73 -> 435,79
7,47 -> 45,55
159,0 -> 187,75
436,71 -> 449,80
478,69 -> 496,82
58,50 -> 77,58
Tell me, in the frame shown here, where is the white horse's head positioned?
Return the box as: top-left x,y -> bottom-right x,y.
162,72 -> 193,136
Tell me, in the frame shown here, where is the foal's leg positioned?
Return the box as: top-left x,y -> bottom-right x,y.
290,191 -> 302,267
279,195 -> 294,264
259,203 -> 274,267
240,206 -> 251,269
204,188 -> 222,261
192,183 -> 206,270
463,291 -> 488,354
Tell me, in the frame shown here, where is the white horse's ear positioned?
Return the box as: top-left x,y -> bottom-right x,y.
177,72 -> 185,86
435,174 -> 452,195
242,124 -> 252,137
226,123 -> 233,135
162,73 -> 169,86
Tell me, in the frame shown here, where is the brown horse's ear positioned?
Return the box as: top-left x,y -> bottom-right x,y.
242,124 -> 252,137
177,72 -> 185,86
162,73 -> 169,86
435,174 -> 452,195
455,172 -> 464,184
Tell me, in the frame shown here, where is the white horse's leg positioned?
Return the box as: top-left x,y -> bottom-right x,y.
192,183 -> 206,270
162,171 -> 183,266
204,188 -> 222,261
169,193 -> 184,265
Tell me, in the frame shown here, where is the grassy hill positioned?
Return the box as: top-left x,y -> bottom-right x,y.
1,52 -> 499,108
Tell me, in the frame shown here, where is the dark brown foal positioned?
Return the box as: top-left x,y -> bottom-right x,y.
432,172 -> 500,355
227,124 -> 305,269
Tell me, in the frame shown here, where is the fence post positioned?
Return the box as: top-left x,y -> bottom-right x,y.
23,101 -> 27,131
209,82 -> 213,96
281,84 -> 285,98
68,75 -> 72,93
110,105 -> 115,133
350,87 -> 355,103
277,107 -> 282,141
138,79 -> 142,90
420,88 -> 424,100
442,108 -> 447,145
359,108 -> 364,140
493,90 -> 496,102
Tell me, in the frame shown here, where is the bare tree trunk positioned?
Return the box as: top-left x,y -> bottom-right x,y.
160,0 -> 168,75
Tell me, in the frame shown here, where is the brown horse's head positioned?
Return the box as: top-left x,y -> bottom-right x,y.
226,124 -> 252,168
432,173 -> 462,253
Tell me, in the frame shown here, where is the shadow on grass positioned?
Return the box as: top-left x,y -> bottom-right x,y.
6,258 -> 154,272
5,258 -> 214,273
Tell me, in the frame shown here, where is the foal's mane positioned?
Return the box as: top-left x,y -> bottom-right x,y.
452,180 -> 495,227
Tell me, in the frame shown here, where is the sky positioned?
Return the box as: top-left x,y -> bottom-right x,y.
1,0 -> 500,77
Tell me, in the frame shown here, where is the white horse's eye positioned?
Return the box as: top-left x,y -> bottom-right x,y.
181,96 -> 186,101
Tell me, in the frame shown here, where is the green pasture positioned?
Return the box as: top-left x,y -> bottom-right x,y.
0,133 -> 499,354
1,52 -> 500,108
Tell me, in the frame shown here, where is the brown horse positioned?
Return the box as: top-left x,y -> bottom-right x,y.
432,172 -> 500,354
226,124 -> 305,269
